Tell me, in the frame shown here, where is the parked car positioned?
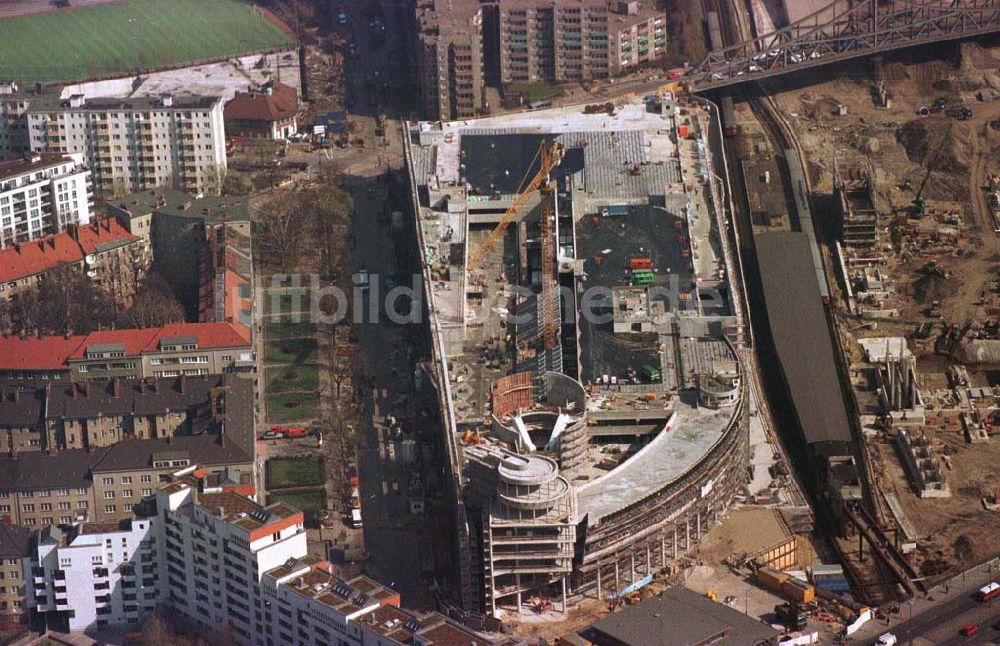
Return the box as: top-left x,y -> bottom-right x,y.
960,624 -> 980,637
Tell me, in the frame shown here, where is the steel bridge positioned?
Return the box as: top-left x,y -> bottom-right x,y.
690,0 -> 1000,92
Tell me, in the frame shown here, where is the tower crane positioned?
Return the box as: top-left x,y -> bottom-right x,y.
466,140 -> 564,271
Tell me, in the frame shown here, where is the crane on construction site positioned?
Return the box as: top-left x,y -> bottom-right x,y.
467,140 -> 564,270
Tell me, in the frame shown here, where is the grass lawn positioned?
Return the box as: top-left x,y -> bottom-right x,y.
263,289 -> 312,316
267,391 -> 319,423
0,0 -> 293,82
507,81 -> 564,103
267,456 -> 324,489
268,490 -> 325,523
265,320 -> 316,340
267,364 -> 319,393
265,337 -> 318,364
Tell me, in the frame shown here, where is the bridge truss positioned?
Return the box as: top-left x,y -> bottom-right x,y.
690,0 -> 1000,91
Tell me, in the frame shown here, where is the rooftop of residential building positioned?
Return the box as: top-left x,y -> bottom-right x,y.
0,219 -> 138,284
0,321 -> 251,374
15,91 -> 223,114
108,188 -> 252,224
0,522 -> 32,558
0,432 -> 253,493
224,81 -> 298,122
0,152 -> 81,179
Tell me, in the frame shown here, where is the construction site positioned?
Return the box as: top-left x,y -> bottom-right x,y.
402,94 -> 757,621
723,32 -> 1000,601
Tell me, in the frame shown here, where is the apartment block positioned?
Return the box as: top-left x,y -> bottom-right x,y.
416,0 -> 486,120
0,524 -> 30,628
0,218 -> 148,304
25,519 -> 161,632
0,372 -> 254,455
107,188 -> 253,322
0,152 -> 92,248
22,472 -> 520,644
0,83 -> 226,197
0,322 -> 252,382
498,0 -> 665,85
157,481 -> 308,643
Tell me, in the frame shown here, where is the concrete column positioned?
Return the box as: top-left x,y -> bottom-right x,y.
630,554 -> 636,582
673,527 -> 678,559
597,567 -> 602,600
697,511 -> 702,539
516,574 -> 522,615
685,517 -> 691,550
614,562 -> 620,591
646,546 -> 651,574
661,536 -> 666,567
561,577 -> 567,614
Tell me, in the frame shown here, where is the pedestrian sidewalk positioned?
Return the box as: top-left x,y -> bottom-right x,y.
849,556 -> 1000,642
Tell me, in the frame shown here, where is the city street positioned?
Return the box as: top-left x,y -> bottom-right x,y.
851,558 -> 1000,644
338,0 -> 432,610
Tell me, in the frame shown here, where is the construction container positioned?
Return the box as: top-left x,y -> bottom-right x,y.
756,566 -> 788,592
678,125 -> 690,138
781,578 -> 815,604
629,257 -> 653,270
631,270 -> 654,285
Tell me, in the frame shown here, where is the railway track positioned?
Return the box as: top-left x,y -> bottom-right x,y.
709,0 -> 915,606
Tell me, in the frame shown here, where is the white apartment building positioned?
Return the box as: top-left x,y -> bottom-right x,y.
0,83 -> 226,197
24,518 -> 160,633
23,474 -> 511,646
0,152 -> 92,247
156,478 -> 308,644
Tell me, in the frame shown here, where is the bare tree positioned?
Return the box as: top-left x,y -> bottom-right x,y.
256,194 -> 303,269
125,273 -> 185,328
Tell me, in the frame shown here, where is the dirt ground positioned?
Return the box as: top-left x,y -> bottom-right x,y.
769,40 -> 1000,576
874,429 -> 1000,574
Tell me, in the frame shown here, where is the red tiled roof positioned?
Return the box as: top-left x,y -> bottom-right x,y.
224,81 -> 298,122
151,321 -> 250,348
67,328 -> 160,358
74,219 -> 138,255
0,322 -> 251,372
0,220 -> 139,284
0,334 -> 85,371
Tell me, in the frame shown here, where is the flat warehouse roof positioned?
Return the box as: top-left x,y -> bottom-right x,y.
755,231 -> 852,449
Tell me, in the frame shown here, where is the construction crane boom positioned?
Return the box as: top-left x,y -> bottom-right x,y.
467,141 -> 564,271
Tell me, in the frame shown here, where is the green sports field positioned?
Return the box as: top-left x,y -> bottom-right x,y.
0,0 -> 294,83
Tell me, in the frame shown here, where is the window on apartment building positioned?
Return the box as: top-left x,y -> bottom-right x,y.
122,490 -> 133,498
58,502 -> 70,510
102,478 -> 113,485
57,488 -> 69,496
0,493 -> 8,500
77,501 -> 88,509
140,475 -> 151,483
42,517 -> 52,525
76,487 -> 86,495
59,516 -> 72,524
23,519 -> 34,527
105,505 -> 115,513
21,492 -> 32,499
21,504 -> 33,512
124,504 -> 133,512
103,491 -> 114,499
140,488 -> 152,496
40,503 -> 51,511
121,477 -> 132,485
0,506 -> 8,514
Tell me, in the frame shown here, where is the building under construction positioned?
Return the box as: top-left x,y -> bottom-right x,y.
403,96 -> 749,617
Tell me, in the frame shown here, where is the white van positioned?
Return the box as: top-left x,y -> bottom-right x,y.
876,633 -> 897,646
350,508 -> 363,528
